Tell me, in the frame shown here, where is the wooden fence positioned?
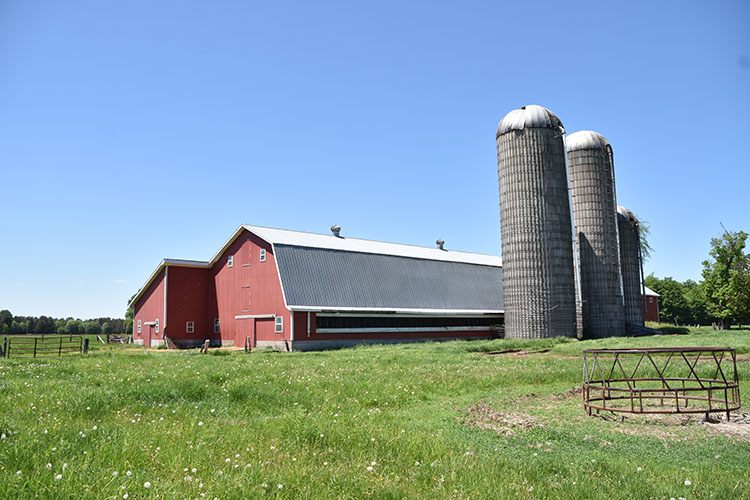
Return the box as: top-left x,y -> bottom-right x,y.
2,336 -> 87,358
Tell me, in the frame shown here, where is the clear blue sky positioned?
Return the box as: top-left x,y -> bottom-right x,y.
1,1 -> 748,319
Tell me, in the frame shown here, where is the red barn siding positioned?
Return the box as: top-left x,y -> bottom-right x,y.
133,269 -> 165,347
165,266 -> 210,343
211,229 -> 290,348
293,311 -> 310,341
642,295 -> 659,322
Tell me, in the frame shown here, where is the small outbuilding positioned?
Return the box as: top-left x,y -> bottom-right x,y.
642,285 -> 660,323
130,225 -> 505,351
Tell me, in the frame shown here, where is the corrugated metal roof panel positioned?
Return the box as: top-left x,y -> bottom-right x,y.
244,225 -> 502,267
275,245 -> 504,312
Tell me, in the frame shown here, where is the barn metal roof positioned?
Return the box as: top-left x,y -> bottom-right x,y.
131,225 -> 505,314
566,130 -> 610,152
274,244 -> 504,313
496,105 -> 563,137
241,225 -> 503,267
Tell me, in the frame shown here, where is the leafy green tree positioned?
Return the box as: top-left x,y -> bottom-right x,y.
683,280 -> 709,325
65,320 -> 81,335
635,214 -> 653,262
644,275 -> 689,324
83,321 -> 102,335
124,291 -> 138,335
702,229 -> 750,329
0,310 -> 12,331
35,316 -> 56,333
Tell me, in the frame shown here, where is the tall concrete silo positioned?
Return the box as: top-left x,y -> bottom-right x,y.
496,105 -> 576,339
616,206 -> 644,330
567,131 -> 624,338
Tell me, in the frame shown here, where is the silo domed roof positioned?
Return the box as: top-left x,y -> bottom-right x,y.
566,130 -> 610,152
617,206 -> 637,223
496,105 -> 563,137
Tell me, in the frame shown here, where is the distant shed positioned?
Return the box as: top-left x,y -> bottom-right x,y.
642,285 -> 660,323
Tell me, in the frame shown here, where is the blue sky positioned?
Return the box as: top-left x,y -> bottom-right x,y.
1,1 -> 748,319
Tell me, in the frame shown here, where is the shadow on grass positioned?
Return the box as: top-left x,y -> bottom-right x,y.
654,326 -> 691,335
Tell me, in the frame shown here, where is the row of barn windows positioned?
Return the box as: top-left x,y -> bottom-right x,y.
315,316 -> 502,329
227,248 -> 266,268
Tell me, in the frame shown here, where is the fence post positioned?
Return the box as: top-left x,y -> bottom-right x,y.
83,338 -> 89,354
34,337 -> 38,358
5,337 -> 9,358
1,337 -> 5,358
59,337 -> 63,356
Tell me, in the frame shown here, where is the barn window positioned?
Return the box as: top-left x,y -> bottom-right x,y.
260,249 -> 266,262
186,321 -> 194,334
275,316 -> 283,333
155,318 -> 160,334
137,320 -> 141,334
214,318 -> 220,333
315,315 -> 502,331
649,297 -> 654,303
228,255 -> 233,267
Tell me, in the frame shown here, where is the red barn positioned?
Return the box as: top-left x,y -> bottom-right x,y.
130,225 -> 505,350
642,285 -> 660,323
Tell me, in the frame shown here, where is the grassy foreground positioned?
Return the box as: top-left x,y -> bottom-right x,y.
1,329 -> 749,499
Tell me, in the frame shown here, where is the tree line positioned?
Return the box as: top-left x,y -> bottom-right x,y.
0,310 -> 129,336
645,229 -> 750,328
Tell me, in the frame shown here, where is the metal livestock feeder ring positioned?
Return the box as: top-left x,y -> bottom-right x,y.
582,347 -> 740,419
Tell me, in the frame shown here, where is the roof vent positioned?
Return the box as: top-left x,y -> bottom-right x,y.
436,239 -> 445,250
331,225 -> 342,238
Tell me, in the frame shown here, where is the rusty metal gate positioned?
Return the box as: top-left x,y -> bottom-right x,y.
3,336 -> 84,358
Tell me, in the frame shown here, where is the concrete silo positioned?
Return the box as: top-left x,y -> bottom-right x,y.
496,105 -> 576,339
567,131 -> 624,338
616,206 -> 644,330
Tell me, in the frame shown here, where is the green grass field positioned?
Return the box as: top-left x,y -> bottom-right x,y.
1,328 -> 749,499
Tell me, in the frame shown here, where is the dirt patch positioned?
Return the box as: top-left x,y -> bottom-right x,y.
578,411 -> 750,442
547,385 -> 583,400
478,349 -> 550,357
702,412 -> 750,440
460,404 -> 544,436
